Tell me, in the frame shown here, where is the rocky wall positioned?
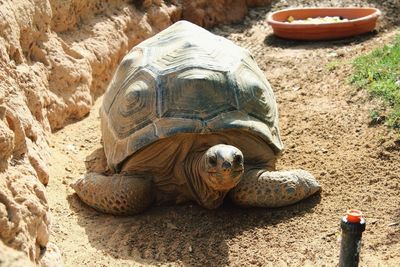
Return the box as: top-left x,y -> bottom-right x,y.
181,0 -> 272,28
0,0 -> 271,265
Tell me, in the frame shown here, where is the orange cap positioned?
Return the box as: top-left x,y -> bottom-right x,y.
346,209 -> 363,223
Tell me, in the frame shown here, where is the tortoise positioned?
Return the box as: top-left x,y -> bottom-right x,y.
72,20 -> 321,215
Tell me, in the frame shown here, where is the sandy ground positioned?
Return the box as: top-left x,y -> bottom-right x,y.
46,2 -> 400,266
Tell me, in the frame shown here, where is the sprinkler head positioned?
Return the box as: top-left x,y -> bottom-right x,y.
346,209 -> 363,223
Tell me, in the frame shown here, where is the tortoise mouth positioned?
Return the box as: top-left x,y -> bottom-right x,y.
207,168 -> 244,176
206,168 -> 244,191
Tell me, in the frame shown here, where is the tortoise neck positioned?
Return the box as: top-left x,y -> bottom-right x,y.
184,150 -> 226,209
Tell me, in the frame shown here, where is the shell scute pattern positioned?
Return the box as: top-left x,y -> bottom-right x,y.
109,69 -> 157,139
159,68 -> 237,120
102,21 -> 283,170
103,48 -> 145,113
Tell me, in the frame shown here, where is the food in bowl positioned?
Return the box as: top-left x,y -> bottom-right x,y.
286,16 -> 350,23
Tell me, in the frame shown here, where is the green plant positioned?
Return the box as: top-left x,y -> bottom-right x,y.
351,34 -> 400,129
369,109 -> 385,125
326,60 -> 341,71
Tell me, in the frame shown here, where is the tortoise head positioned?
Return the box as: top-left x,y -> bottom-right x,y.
202,144 -> 244,191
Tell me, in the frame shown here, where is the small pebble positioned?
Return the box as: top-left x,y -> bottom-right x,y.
292,85 -> 301,91
363,195 -> 372,202
327,52 -> 338,58
166,222 -> 178,230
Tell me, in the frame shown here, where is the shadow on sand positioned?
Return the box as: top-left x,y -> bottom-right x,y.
68,192 -> 321,266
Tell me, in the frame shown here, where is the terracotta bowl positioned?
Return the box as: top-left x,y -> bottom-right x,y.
267,7 -> 381,40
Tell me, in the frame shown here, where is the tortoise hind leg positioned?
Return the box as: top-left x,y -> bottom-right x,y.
72,173 -> 154,215
229,169 -> 321,207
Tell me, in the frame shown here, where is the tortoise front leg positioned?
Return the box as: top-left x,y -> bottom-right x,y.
229,169 -> 321,207
72,173 -> 154,215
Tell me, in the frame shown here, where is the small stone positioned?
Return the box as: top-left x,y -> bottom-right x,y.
188,246 -> 193,253
369,218 -> 378,225
65,144 -> 78,153
327,51 -> 338,57
65,167 -> 72,172
379,150 -> 391,158
166,222 -> 178,230
363,195 -> 372,202
292,85 -> 301,91
325,232 -> 336,238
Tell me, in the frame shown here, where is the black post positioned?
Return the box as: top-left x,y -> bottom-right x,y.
339,210 -> 366,267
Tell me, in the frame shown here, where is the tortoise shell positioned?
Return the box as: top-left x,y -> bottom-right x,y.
101,20 -> 283,171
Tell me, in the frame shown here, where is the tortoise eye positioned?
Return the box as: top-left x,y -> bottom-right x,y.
233,154 -> 243,165
208,155 -> 217,166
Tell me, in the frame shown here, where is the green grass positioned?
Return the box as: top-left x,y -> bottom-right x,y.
350,34 -> 400,129
325,60 -> 343,71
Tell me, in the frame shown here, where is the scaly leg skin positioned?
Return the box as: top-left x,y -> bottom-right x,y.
229,169 -> 321,207
72,173 -> 154,215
